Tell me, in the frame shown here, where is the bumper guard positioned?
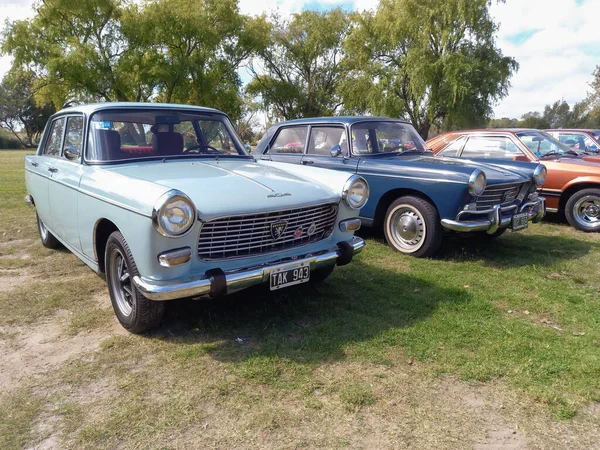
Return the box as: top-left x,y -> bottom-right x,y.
441,197 -> 545,234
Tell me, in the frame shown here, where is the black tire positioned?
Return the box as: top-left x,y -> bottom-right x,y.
565,188 -> 600,232
105,231 -> 165,333
310,265 -> 335,284
36,212 -> 61,249
383,196 -> 442,258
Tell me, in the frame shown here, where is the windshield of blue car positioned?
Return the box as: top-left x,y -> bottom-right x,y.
516,131 -> 575,158
86,110 -> 248,162
350,121 -> 426,155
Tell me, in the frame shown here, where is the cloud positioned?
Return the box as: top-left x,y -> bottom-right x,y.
490,0 -> 600,119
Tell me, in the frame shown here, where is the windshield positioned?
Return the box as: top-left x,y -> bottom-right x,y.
516,131 -> 574,158
86,110 -> 248,162
350,121 -> 426,155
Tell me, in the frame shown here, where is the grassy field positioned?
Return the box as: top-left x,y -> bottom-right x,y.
1,149 -> 600,449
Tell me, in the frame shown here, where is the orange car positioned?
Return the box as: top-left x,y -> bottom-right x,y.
427,129 -> 600,232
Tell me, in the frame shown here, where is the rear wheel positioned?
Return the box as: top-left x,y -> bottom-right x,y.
105,231 -> 165,333
565,189 -> 600,232
383,196 -> 442,258
36,213 -> 61,249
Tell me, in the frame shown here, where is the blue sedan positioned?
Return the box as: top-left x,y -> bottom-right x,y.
256,117 -> 547,257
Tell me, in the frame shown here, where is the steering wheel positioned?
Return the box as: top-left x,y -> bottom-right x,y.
183,144 -> 222,154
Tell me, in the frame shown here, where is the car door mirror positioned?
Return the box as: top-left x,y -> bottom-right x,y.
330,145 -> 342,158
63,145 -> 80,161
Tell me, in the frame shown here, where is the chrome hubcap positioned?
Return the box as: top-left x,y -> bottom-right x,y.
574,195 -> 600,229
389,206 -> 426,252
109,249 -> 133,316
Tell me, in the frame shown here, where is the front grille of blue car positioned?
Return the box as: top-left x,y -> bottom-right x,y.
197,202 -> 339,260
475,182 -> 527,211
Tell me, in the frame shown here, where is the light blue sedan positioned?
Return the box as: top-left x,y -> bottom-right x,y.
24,103 -> 368,333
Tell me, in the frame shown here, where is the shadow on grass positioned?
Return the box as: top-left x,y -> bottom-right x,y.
436,231 -> 599,268
153,259 -> 471,365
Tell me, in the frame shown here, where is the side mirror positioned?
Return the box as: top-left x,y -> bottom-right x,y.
330,145 -> 342,158
63,145 -> 80,161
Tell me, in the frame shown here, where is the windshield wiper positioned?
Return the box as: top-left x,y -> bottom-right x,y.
540,151 -> 561,158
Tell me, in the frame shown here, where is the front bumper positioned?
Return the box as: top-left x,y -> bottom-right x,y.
440,197 -> 545,234
133,236 -> 365,301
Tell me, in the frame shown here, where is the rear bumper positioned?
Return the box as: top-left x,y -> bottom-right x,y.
133,236 -> 365,301
441,197 -> 545,234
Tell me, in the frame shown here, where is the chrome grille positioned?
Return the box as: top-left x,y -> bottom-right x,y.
197,203 -> 338,260
475,182 -> 525,211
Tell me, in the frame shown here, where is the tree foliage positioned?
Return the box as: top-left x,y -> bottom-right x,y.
340,0 -> 517,138
1,0 -> 267,120
0,70 -> 55,147
246,8 -> 350,120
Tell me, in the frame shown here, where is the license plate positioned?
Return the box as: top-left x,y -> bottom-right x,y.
511,212 -> 529,231
270,262 -> 310,290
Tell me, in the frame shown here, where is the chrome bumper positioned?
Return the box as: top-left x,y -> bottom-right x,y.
441,197 -> 545,234
133,236 -> 365,301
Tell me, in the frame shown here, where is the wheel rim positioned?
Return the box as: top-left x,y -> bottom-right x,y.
108,248 -> 134,317
38,216 -> 48,241
573,195 -> 600,229
388,205 -> 426,252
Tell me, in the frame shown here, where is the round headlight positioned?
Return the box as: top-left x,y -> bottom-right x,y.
468,169 -> 486,196
152,190 -> 196,237
533,164 -> 547,187
343,175 -> 370,210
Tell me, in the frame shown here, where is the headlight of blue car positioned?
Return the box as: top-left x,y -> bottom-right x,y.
343,175 -> 369,209
152,190 -> 196,237
468,169 -> 486,196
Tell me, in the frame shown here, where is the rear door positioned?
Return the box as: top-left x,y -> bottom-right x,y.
48,115 -> 85,251
261,126 -> 307,165
301,125 -> 359,173
31,117 -> 66,231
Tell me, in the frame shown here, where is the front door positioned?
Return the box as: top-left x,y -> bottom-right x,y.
48,115 -> 85,252
301,125 -> 359,173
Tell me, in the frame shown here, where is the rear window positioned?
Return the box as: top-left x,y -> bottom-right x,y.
86,110 -> 247,162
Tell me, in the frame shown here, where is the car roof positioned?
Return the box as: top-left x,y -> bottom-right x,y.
442,128 -> 546,135
54,102 -> 223,116
545,128 -> 600,132
272,116 -> 411,127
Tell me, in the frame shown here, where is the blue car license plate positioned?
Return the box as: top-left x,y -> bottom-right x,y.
511,212 -> 529,231
270,262 -> 310,290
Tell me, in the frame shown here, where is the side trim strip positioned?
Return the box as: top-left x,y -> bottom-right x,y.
539,189 -> 561,198
358,172 -> 465,185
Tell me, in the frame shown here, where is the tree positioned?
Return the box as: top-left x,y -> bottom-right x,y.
246,8 -> 350,120
489,117 -> 518,128
0,70 -> 55,147
127,0 -> 269,120
517,111 -> 549,129
584,66 -> 600,128
1,0 -> 268,119
340,0 -> 517,139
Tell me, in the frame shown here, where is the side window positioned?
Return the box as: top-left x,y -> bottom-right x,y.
62,116 -> 84,157
462,136 -> 525,159
557,132 -> 585,149
307,126 -> 345,156
270,127 -> 308,154
438,137 -> 465,157
43,118 -> 65,156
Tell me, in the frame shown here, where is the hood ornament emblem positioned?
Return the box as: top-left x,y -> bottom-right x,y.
271,220 -> 288,240
267,192 -> 292,198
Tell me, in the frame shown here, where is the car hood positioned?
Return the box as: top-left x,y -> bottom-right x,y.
103,159 -> 340,218
361,154 -> 531,185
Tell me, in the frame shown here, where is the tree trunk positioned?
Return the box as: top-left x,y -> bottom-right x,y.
417,120 -> 430,140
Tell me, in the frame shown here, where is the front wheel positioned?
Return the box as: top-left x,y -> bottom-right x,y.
565,189 -> 600,232
383,196 -> 442,258
105,231 -> 165,333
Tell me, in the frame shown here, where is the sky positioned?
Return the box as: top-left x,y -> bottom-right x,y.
1,0 -> 599,120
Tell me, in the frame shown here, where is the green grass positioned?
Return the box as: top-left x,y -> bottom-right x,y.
1,149 -> 600,448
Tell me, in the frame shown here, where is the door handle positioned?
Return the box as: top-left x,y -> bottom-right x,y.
48,167 -> 58,173
30,161 -> 38,167
302,160 -> 314,165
